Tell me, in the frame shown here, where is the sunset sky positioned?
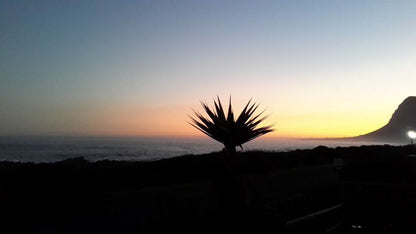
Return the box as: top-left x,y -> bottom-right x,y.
1,1 -> 416,138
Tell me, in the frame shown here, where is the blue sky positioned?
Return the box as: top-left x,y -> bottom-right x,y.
1,1 -> 416,137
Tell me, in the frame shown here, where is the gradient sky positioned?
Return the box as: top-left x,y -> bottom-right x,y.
1,1 -> 416,138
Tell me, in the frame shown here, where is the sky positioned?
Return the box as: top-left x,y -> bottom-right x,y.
1,0 -> 416,138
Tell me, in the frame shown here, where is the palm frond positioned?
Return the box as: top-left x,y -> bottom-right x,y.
189,97 -> 274,152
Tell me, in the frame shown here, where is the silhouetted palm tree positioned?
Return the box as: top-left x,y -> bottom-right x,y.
189,97 -> 274,153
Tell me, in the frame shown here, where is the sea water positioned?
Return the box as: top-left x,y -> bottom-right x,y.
0,136 -> 400,163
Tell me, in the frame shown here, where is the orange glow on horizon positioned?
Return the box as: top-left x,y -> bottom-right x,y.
124,108 -> 390,139
61,97 -> 395,139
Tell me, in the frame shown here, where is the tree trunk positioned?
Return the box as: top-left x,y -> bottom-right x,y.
225,145 -> 236,154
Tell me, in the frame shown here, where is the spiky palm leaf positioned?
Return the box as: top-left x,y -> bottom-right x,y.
189,97 -> 274,152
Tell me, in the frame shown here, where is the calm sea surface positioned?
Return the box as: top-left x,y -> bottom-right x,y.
0,136 -> 401,163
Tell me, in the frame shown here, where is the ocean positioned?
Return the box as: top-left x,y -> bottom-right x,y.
0,136 -> 401,163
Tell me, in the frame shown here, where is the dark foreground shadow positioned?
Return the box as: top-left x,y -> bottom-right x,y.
0,145 -> 415,233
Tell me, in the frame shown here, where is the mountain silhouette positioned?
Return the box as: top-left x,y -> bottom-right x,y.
355,96 -> 416,143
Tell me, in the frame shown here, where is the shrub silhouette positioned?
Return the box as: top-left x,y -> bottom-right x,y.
189,97 -> 274,153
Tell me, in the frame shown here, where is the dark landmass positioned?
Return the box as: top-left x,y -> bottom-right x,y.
352,96 -> 416,143
1,145 -> 416,233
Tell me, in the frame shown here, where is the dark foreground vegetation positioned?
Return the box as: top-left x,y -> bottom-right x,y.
1,145 -> 416,233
